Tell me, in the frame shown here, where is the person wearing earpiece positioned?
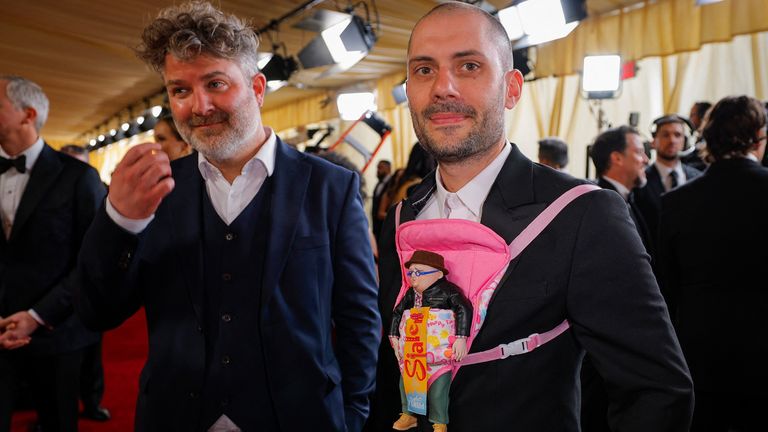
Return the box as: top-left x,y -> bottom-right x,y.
634,115 -> 703,246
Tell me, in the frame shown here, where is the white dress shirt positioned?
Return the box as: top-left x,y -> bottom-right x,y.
418,142 -> 511,222
107,129 -> 277,233
0,137 -> 47,325
653,162 -> 685,192
0,137 -> 44,239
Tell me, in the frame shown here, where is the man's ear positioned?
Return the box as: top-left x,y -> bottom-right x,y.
21,107 -> 37,128
504,69 -> 523,110
251,72 -> 267,107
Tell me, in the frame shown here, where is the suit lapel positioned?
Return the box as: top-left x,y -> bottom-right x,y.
480,145 -> 545,304
10,144 -> 62,244
261,139 -> 311,309
481,144 -> 540,244
166,156 -> 205,322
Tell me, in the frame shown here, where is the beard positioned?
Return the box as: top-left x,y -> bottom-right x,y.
175,92 -> 260,163
411,91 -> 506,164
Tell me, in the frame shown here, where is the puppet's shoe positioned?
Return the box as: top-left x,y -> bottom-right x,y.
392,413 -> 418,430
432,424 -> 447,432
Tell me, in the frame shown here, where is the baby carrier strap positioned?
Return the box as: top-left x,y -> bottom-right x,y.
460,183 -> 599,365
394,183 -> 599,367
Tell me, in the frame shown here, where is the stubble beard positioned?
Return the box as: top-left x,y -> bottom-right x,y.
412,94 -> 506,165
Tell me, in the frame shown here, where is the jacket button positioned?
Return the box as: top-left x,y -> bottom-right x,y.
189,392 -> 198,399
118,251 -> 132,270
222,355 -> 231,365
224,233 -> 234,241
222,273 -> 232,281
221,314 -> 231,322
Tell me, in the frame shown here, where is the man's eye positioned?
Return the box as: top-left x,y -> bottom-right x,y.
170,88 -> 187,96
415,66 -> 432,75
462,63 -> 479,71
209,81 -> 226,89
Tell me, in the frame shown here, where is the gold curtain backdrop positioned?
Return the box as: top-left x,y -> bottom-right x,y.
536,0 -> 768,77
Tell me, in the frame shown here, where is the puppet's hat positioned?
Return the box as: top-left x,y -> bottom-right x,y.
404,250 -> 449,275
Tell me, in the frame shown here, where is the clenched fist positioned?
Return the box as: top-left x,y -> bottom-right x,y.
109,143 -> 175,219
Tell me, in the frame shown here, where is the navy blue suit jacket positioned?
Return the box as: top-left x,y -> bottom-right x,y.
77,138 -> 380,431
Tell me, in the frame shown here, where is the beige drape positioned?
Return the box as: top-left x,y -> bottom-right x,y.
536,0 -> 768,77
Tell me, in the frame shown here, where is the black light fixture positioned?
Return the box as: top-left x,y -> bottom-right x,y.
513,48 -> 533,77
297,11 -> 377,71
362,111 -> 391,137
261,54 -> 298,82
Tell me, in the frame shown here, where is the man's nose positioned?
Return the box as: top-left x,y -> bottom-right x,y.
431,69 -> 460,102
191,90 -> 215,115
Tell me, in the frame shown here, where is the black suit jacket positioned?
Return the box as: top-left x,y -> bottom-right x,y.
658,157 -> 768,393
77,139 -> 380,432
367,144 -> 693,432
635,163 -> 702,241
596,177 -> 655,261
0,144 -> 105,355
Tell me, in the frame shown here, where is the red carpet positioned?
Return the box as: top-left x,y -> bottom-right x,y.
12,310 -> 147,431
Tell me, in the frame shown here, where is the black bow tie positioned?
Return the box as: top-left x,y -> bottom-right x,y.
0,155 -> 27,174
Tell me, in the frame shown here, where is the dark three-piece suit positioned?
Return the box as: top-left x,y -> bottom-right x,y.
77,138 -> 380,431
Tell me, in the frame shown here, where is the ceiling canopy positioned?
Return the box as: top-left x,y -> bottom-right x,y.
0,0 -> 643,145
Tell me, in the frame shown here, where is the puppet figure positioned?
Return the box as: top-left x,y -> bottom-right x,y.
389,250 -> 472,432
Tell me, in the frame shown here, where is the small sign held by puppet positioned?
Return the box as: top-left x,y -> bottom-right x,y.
389,250 -> 472,432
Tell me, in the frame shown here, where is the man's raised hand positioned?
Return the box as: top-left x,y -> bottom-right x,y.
108,143 -> 175,219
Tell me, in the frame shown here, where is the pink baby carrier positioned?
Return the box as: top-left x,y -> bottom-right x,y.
394,184 -> 599,409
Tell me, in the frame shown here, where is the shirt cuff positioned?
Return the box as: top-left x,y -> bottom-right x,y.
27,309 -> 46,326
105,196 -> 154,234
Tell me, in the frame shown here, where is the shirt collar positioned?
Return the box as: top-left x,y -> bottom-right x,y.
197,128 -> 277,180
434,142 -> 511,219
0,137 -> 44,171
601,176 -> 630,201
654,161 -> 682,178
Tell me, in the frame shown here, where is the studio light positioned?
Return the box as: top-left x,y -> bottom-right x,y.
581,54 -> 622,99
696,0 -> 724,4
151,105 -> 163,118
497,0 -> 586,49
336,92 -> 376,121
298,14 -> 376,71
261,53 -> 299,83
362,111 -> 391,137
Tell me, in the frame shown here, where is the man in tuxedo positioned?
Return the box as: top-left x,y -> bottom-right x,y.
76,2 -> 379,431
659,95 -> 768,431
635,115 -> 702,241
365,3 -> 693,432
371,160 -> 392,239
0,76 -> 106,431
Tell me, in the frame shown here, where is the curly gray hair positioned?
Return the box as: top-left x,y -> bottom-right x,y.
135,1 -> 260,78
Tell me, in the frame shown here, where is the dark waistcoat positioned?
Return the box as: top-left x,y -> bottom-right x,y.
200,179 -> 279,431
